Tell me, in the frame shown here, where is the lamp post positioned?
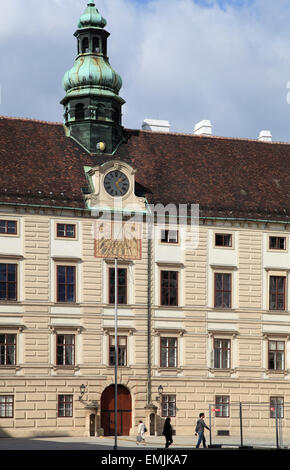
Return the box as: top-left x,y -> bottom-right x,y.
114,257 -> 118,450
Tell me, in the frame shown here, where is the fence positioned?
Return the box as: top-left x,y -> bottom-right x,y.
208,402 -> 290,449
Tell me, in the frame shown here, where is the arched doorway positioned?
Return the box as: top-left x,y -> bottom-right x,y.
89,414 -> 96,437
101,385 -> 132,436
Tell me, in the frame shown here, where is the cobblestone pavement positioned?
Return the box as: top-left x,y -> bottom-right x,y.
0,434 -> 286,450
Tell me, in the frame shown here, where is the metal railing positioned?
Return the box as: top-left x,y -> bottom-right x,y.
208,402 -> 289,449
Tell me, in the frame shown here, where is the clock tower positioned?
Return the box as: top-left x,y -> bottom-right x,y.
61,1 -> 125,155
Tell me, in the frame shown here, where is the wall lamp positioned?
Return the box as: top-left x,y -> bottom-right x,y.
79,384 -> 86,400
156,385 -> 163,402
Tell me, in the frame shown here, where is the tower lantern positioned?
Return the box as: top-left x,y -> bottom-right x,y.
61,1 -> 125,154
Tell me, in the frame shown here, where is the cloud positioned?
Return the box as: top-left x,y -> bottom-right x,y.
1,0 -> 290,141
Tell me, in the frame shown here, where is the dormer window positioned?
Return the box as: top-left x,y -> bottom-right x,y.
75,103 -> 85,120
82,37 -> 89,53
93,37 -> 100,53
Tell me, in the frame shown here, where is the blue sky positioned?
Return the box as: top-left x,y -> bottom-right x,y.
1,0 -> 290,142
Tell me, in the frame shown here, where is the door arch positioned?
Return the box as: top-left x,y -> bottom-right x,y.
101,385 -> 132,436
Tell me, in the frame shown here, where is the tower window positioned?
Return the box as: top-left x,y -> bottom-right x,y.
75,103 -> 85,120
93,37 -> 100,53
82,37 -> 89,53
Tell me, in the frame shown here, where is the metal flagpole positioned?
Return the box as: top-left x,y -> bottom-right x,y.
114,257 -> 118,450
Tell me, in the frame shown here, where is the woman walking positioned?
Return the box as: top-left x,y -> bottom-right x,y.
162,417 -> 173,449
136,420 -> 146,445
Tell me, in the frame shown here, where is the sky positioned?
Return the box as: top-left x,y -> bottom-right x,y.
1,0 -> 290,141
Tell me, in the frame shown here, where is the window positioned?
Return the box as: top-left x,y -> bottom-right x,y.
160,337 -> 177,368
56,334 -> 75,366
269,237 -> 286,250
214,339 -> 231,369
58,395 -> 73,417
56,224 -> 76,239
269,276 -> 286,310
75,103 -> 85,120
109,268 -> 127,305
270,397 -> 284,419
161,271 -> 178,306
0,264 -> 17,301
214,273 -> 231,308
57,266 -> 76,303
0,396 -> 14,418
215,396 -> 230,417
93,37 -> 100,52
161,229 -> 178,244
81,37 -> 89,53
161,395 -> 176,417
268,340 -> 285,370
0,220 -> 17,235
0,334 -> 16,365
215,233 -> 232,247
109,336 -> 127,366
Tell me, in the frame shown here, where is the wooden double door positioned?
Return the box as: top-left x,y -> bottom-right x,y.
101,385 -> 132,436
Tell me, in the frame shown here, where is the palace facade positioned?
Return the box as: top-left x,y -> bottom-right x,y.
0,1 -> 289,441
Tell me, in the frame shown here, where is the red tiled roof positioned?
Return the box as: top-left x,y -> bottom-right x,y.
0,116 -> 289,222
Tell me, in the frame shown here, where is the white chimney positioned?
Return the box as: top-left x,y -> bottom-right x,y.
194,120 -> 212,137
258,130 -> 272,142
141,119 -> 170,133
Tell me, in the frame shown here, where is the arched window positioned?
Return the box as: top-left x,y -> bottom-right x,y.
75,103 -> 85,120
93,37 -> 100,53
82,37 -> 89,53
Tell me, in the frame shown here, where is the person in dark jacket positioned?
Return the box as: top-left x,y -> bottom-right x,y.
195,413 -> 210,448
162,417 -> 173,448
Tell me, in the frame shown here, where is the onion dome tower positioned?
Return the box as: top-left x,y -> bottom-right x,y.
61,1 -> 125,154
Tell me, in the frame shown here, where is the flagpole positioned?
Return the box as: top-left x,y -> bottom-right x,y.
114,257 -> 118,450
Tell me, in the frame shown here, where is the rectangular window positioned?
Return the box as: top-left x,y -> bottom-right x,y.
109,336 -> 127,366
215,233 -> 232,247
214,273 -> 232,308
56,224 -> 76,239
214,339 -> 231,369
161,271 -> 178,306
56,334 -> 75,366
269,237 -> 286,250
269,276 -> 286,310
0,334 -> 16,365
270,397 -> 284,419
161,229 -> 179,244
109,268 -> 127,305
0,264 -> 17,301
268,340 -> 285,370
0,220 -> 17,235
215,396 -> 230,417
57,266 -> 76,303
160,337 -> 177,368
58,395 -> 73,417
0,396 -> 14,418
161,395 -> 176,417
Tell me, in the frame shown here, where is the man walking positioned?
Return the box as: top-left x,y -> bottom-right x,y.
195,413 -> 210,448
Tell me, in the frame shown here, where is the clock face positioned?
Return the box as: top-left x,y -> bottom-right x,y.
104,170 -> 129,197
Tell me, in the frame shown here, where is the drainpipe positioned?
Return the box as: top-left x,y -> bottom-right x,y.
145,200 -> 153,405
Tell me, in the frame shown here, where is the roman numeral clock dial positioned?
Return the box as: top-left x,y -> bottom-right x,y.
104,170 -> 129,197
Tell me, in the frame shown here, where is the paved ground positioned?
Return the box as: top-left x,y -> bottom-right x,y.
0,434 -> 286,450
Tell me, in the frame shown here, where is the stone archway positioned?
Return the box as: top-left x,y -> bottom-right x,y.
100,385 -> 132,436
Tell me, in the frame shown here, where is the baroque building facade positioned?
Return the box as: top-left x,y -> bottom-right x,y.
0,1 -> 289,441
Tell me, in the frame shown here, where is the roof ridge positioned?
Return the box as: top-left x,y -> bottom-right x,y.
0,115 -> 62,126
125,128 -> 290,146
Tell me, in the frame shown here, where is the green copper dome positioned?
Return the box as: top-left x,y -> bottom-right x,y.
63,55 -> 123,99
78,1 -> 107,29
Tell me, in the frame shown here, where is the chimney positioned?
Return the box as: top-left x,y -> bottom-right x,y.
141,119 -> 170,133
258,130 -> 272,142
194,120 -> 212,137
